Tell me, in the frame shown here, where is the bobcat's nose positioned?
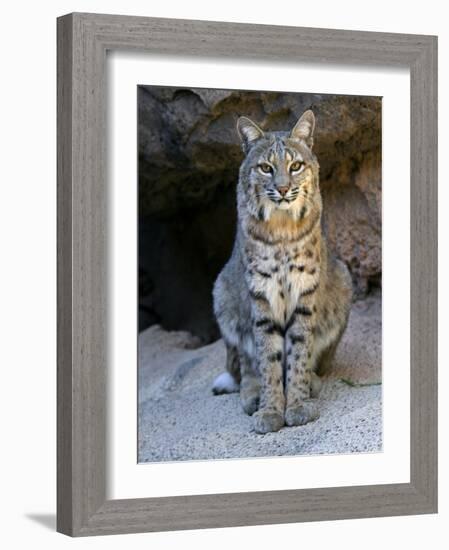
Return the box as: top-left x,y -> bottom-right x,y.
277,186 -> 290,197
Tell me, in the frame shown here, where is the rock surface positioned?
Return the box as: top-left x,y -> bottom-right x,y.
138,292 -> 382,462
138,88 -> 382,338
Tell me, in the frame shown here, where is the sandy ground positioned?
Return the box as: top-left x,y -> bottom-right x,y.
138,291 -> 382,462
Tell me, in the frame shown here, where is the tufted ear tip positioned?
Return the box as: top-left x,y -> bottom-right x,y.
237,116 -> 265,153
290,110 -> 315,148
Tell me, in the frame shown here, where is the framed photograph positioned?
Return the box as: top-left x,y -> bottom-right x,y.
57,13 -> 437,536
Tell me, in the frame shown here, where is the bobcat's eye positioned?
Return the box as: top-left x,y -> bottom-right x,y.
259,163 -> 273,174
290,161 -> 304,173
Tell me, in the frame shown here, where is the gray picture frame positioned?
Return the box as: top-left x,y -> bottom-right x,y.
57,12 -> 438,537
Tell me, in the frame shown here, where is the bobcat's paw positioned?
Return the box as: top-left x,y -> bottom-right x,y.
253,408 -> 284,434
285,401 -> 320,426
240,378 -> 260,416
241,393 -> 260,416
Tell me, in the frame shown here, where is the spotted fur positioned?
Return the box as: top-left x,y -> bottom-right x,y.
212,111 -> 352,434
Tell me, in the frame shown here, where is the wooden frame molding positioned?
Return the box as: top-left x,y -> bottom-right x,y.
57,12 -> 437,536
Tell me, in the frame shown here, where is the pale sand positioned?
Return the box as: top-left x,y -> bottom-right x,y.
138,291 -> 382,462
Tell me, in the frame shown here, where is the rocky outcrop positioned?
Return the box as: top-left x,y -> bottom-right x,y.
138,87 -> 381,338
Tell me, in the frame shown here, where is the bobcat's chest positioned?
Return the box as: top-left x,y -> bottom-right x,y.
253,246 -> 312,325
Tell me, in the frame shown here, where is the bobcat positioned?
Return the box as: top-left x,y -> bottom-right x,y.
212,110 -> 353,434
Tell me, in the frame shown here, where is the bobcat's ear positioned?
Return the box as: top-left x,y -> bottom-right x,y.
237,116 -> 264,153
290,110 -> 315,148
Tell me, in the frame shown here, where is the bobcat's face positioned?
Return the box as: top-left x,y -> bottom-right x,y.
237,111 -> 319,221
249,137 -> 314,211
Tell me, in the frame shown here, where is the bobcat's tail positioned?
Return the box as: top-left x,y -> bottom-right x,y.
212,372 -> 240,395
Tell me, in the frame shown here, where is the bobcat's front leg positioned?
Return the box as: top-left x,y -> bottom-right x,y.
250,297 -> 285,434
284,302 -> 320,426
